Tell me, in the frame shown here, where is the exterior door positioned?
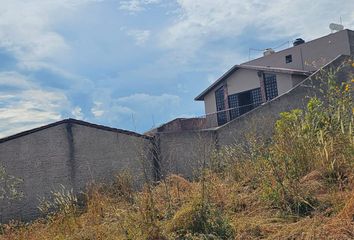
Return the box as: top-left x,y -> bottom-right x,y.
238,91 -> 253,115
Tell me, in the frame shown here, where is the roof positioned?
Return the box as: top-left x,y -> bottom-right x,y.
243,29 -> 354,66
0,118 -> 152,144
194,65 -> 311,101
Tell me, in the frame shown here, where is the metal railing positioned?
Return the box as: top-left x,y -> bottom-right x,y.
195,101 -> 265,129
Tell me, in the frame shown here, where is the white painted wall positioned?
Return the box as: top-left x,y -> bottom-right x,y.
226,69 -> 260,94
204,90 -> 217,115
203,69 -> 306,125
276,72 -> 293,95
203,69 -> 260,119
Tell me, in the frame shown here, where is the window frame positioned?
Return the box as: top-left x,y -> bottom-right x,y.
263,73 -> 278,101
215,86 -> 227,126
285,54 -> 292,64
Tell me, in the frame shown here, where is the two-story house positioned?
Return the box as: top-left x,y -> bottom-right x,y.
195,29 -> 354,127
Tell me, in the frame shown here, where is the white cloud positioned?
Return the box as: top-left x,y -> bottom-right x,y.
116,93 -> 181,130
90,92 -> 181,131
126,29 -> 151,46
117,93 -> 180,106
71,106 -> 84,120
0,0 -> 100,63
91,101 -> 105,117
162,0 -> 354,50
90,96 -> 135,120
119,0 -> 161,13
17,61 -> 95,92
111,105 -> 135,115
0,72 -> 69,138
0,73 -> 32,89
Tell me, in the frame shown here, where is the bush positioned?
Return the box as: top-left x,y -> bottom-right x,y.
167,200 -> 234,239
261,64 -> 353,215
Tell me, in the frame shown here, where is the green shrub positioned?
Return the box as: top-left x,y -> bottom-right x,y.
167,201 -> 234,239
261,64 -> 353,215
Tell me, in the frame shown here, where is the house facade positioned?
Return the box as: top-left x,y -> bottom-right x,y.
195,29 -> 354,127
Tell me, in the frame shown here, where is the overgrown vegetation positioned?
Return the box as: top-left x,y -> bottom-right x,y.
0,61 -> 353,239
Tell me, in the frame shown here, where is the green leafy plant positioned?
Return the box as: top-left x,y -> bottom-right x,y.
168,200 -> 234,239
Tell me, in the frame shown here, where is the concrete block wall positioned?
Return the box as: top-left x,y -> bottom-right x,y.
218,55 -> 354,145
0,124 -> 72,222
156,130 -> 217,179
71,123 -> 153,189
349,30 -> 354,55
216,81 -> 315,146
0,120 -> 153,223
0,56 -> 352,223
156,55 -> 353,178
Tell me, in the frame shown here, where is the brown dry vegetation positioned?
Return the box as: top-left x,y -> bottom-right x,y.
0,62 -> 353,239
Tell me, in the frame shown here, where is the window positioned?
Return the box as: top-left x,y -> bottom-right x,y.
215,87 -> 227,126
228,87 -> 263,121
251,88 -> 262,107
228,93 -> 239,120
263,73 -> 278,100
285,54 -> 292,63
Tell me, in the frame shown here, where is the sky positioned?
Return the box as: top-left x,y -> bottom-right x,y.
0,0 -> 353,137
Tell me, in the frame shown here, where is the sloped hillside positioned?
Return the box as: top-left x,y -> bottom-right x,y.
0,62 -> 353,240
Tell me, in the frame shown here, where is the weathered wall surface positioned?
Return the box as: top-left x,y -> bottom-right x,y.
0,121 -> 153,223
292,74 -> 307,86
156,130 -> 216,179
202,69 -> 308,129
71,123 -> 153,189
226,69 -> 260,94
216,84 -> 314,146
0,56 -> 352,223
0,124 -> 71,223
349,30 -> 354,55
156,55 -> 353,178
217,55 -> 352,146
276,72 -> 295,95
204,82 -> 220,115
156,82 -> 315,178
244,30 -> 352,71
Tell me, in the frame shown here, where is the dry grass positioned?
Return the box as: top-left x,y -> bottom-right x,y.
0,61 -> 353,239
1,170 -> 353,240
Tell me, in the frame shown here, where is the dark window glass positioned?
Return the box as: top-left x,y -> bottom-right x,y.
285,54 -> 292,63
228,93 -> 239,120
263,73 -> 278,100
238,91 -> 253,115
251,88 -> 262,107
215,87 -> 227,126
228,87 -> 263,121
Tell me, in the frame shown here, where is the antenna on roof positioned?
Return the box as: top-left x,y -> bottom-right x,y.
329,22 -> 344,33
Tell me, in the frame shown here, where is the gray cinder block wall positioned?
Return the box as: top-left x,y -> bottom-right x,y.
155,55 -> 353,178
349,30 -> 354,54
0,124 -> 72,223
156,130 -> 217,179
0,55 -> 352,223
0,119 -> 153,223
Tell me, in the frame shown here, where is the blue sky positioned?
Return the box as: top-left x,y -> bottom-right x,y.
0,0 -> 353,137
